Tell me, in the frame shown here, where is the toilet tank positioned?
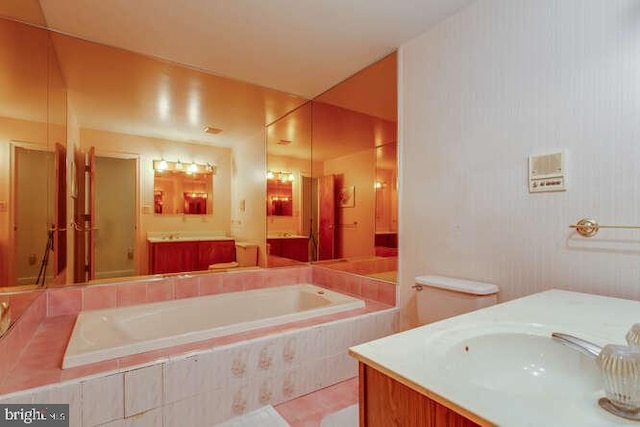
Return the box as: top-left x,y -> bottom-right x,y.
414,275 -> 499,325
235,242 -> 258,267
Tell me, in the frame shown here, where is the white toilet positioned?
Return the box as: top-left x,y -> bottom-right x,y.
234,242 -> 259,267
209,242 -> 259,270
414,275 -> 499,324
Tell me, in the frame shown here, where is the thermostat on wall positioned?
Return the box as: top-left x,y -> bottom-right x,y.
529,151 -> 566,193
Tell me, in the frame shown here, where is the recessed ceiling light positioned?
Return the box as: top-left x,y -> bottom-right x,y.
202,126 -> 223,135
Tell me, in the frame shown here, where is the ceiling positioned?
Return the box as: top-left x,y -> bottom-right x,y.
0,0 -> 473,153
34,0 -> 474,98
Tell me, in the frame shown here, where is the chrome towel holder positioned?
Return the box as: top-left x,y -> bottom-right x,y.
570,218 -> 640,237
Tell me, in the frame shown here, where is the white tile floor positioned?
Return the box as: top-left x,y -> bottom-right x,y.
320,405 -> 358,427
215,406 -> 290,427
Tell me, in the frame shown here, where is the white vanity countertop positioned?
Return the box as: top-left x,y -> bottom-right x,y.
267,234 -> 308,239
147,231 -> 233,243
350,289 -> 640,426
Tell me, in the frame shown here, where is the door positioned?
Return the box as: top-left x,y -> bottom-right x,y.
94,155 -> 136,280
53,143 -> 66,276
318,174 -> 335,260
73,148 -> 86,283
73,146 -> 96,282
87,146 -> 96,281
302,176 -> 318,261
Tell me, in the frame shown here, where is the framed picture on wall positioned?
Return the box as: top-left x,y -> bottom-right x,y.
338,186 -> 355,208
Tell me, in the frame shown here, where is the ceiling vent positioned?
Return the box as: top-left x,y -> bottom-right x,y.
202,126 -> 223,135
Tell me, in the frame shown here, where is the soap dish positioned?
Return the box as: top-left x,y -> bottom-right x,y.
598,398 -> 640,421
597,344 -> 640,418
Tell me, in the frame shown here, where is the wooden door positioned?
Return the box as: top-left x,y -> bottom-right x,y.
87,147 -> 96,281
73,147 -> 96,283
53,143 -> 67,276
318,174 -> 335,260
73,148 -> 86,282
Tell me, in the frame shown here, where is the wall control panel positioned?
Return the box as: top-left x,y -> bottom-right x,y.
529,151 -> 566,193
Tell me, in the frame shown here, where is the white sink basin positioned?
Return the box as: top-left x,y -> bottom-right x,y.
441,332 -> 601,398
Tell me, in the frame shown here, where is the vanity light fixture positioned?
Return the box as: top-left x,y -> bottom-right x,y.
267,170 -> 295,182
153,159 -> 216,175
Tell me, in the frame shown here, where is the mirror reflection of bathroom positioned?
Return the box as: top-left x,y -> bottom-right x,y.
266,53 -> 398,283
266,102 -> 313,266
0,17 -> 67,290
0,11 -> 397,300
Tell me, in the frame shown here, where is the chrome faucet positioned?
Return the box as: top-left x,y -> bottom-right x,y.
0,301 -> 10,337
551,332 -> 602,358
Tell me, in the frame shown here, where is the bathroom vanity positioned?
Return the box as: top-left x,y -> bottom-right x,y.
267,236 -> 309,262
350,290 -> 640,426
148,237 -> 235,274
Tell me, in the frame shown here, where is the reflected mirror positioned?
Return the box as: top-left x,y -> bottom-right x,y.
153,163 -> 214,215
266,177 -> 293,217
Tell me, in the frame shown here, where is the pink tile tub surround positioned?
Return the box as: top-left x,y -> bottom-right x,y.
43,266 -> 313,317
320,256 -> 397,275
312,266 -> 396,306
0,296 -> 392,395
82,285 -> 117,310
0,292 -> 46,383
0,265 -> 393,397
0,302 -> 396,426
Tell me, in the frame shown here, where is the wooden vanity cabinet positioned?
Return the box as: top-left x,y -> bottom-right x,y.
358,363 -> 482,427
197,240 -> 235,268
148,239 -> 235,274
267,237 -> 308,262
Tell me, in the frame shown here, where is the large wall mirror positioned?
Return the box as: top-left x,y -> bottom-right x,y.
0,14 -> 67,326
0,13 -> 306,325
266,53 -> 398,280
0,11 -> 396,329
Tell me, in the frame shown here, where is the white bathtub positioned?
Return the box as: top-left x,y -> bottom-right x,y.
62,284 -> 364,369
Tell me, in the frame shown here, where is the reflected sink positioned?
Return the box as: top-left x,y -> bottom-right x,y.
435,330 -> 602,398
